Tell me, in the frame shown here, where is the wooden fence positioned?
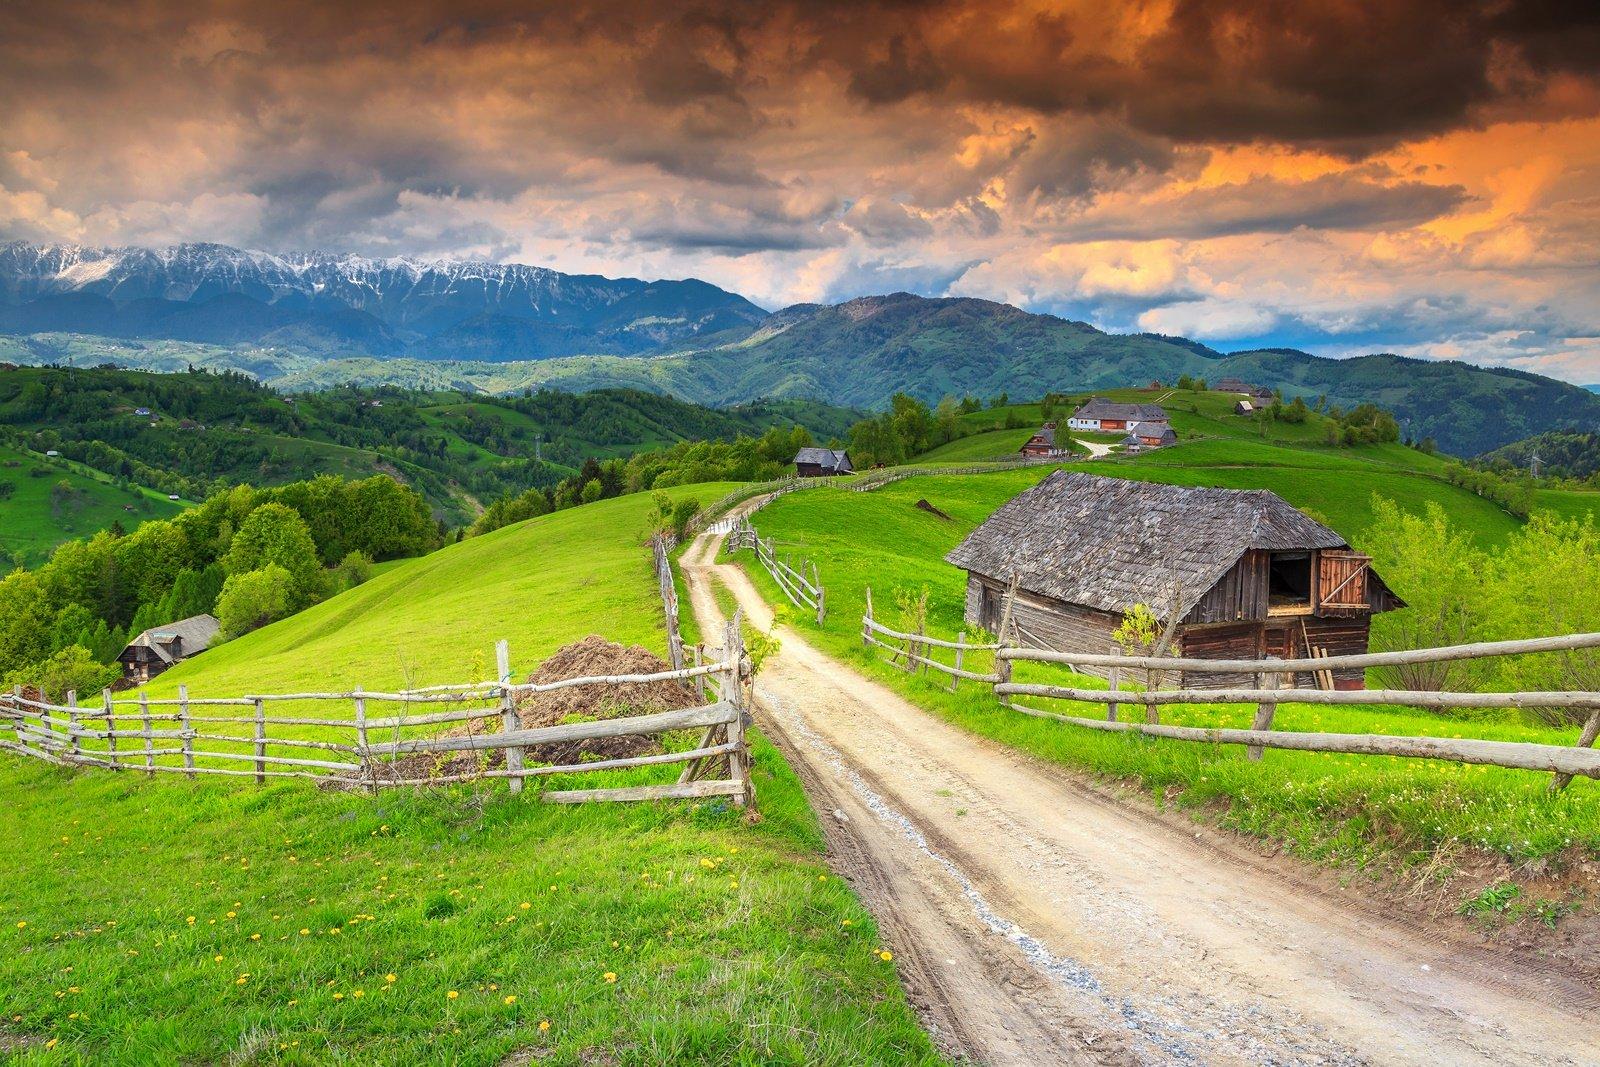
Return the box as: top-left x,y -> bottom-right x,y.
857,594 -> 1600,790
726,517 -> 826,624
651,533 -> 686,671
0,623 -> 755,807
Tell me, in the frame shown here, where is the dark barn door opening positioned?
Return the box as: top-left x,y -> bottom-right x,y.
1268,552 -> 1312,608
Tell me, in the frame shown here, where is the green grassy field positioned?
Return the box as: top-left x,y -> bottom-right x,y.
0,444 -> 185,566
729,467 -> 1599,879
0,487 -> 943,1065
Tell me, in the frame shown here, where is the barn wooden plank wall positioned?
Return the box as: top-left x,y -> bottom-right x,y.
0,629 -> 755,807
851,608 -> 1600,791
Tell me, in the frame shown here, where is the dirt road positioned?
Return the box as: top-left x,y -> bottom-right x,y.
680,523 -> 1600,1066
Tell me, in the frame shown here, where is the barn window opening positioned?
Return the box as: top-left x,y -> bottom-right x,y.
1267,552 -> 1312,609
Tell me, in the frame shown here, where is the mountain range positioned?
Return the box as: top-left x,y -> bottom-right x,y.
2,240 -> 1598,456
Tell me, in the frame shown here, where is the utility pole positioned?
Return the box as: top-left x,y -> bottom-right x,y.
533,433 -> 543,462
1529,448 -> 1542,479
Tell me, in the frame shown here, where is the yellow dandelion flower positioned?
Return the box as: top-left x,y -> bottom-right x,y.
603,972 -> 617,984
329,927 -> 341,935
15,922 -> 25,929
503,995 -> 517,1005
214,955 -> 224,962
539,1020 -> 550,1032
519,902 -> 531,910
878,950 -> 893,962
332,992 -> 345,1001
44,1039 -> 58,1050
250,933 -> 261,941
446,990 -> 460,1000
235,977 -> 247,986
288,999 -> 298,1007
385,974 -> 397,984
352,990 -> 364,999
185,916 -> 195,925
299,928 -> 310,936
226,911 -> 236,919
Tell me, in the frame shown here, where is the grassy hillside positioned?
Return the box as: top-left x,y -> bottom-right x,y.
729,468 -> 1597,880
0,442 -> 184,567
0,365 -> 857,526
0,486 -> 942,1065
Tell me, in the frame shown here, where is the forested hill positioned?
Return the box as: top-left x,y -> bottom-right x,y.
1479,430 -> 1600,482
0,365 -> 857,523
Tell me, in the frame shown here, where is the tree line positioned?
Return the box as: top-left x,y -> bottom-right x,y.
0,474 -> 437,698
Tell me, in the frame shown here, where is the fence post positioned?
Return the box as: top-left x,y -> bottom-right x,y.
952,633 -> 965,693
101,689 -> 118,769
498,640 -> 524,795
354,688 -> 373,793
10,685 -> 25,756
1248,661 -> 1280,761
1551,709 -> 1600,793
179,684 -> 194,779
1108,648 -> 1123,722
863,587 -> 873,648
994,582 -> 1017,702
252,697 -> 266,784
725,611 -> 751,809
692,643 -> 706,701
66,690 -> 80,762
139,690 -> 155,776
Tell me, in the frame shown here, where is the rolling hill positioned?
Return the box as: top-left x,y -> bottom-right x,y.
0,365 -> 857,526
6,242 -> 1599,458
0,442 -> 185,567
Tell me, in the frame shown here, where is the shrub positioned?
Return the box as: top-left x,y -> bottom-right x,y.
216,565 -> 295,640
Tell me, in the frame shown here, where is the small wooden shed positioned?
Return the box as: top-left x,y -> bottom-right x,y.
793,447 -> 854,478
118,613 -> 220,684
945,473 -> 1402,689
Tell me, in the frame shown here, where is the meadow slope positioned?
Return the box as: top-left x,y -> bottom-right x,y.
0,486 -> 943,1065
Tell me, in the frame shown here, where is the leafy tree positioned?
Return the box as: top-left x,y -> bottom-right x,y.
4,644 -> 118,702
223,503 -> 323,608
216,565 -> 296,640
333,550 -> 373,591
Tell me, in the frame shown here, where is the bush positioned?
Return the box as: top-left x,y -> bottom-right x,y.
3,644 -> 120,702
334,550 -> 374,591
216,565 -> 295,640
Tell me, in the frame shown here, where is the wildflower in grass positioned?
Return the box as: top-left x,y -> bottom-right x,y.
15,922 -> 25,929
235,977 -> 247,986
299,928 -> 310,936
878,950 -> 893,962
329,927 -> 341,935
520,902 -> 531,910
44,1039 -> 58,1050
214,955 -> 224,962
352,990 -> 364,998
603,972 -> 617,983
385,974 -> 397,984
332,992 -> 344,1001
185,916 -> 195,925
226,911 -> 236,919
250,933 -> 261,941
539,1020 -> 550,1033
503,995 -> 517,1005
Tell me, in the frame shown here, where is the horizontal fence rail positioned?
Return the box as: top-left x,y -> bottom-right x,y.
1,627 -> 755,807
856,603 -> 1600,790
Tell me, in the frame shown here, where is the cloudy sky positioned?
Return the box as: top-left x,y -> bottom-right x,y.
3,1 -> 1599,381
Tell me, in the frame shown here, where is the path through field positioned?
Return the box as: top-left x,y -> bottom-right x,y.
680,518 -> 1600,1066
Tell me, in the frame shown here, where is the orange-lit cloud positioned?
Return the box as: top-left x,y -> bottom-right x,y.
1,0 -> 1598,379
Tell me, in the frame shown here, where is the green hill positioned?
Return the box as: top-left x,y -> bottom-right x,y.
0,365 -> 857,525
1480,430 -> 1600,481
0,442 -> 184,567
0,484 -> 941,1064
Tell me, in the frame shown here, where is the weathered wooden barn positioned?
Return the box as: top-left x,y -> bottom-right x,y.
793,447 -> 854,478
118,613 -> 220,684
1122,422 -> 1176,449
945,472 -> 1403,689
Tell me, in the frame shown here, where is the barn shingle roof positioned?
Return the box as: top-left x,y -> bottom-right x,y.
1071,398 -> 1169,422
945,472 -> 1347,621
121,613 -> 220,666
793,447 -> 852,471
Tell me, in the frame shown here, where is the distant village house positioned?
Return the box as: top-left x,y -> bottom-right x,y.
1120,422 -> 1176,451
118,614 -> 220,684
1065,398 -> 1169,434
793,447 -> 854,478
1235,400 -> 1255,416
1018,422 -> 1071,458
1213,377 -> 1252,393
946,473 -> 1402,690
